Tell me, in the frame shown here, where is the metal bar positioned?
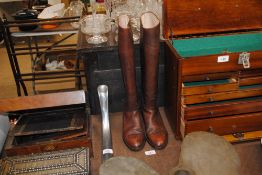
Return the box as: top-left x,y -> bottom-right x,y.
32,36 -> 39,94
33,36 -> 40,57
97,85 -> 113,162
8,21 -> 78,27
11,49 -> 76,56
14,44 -> 77,51
1,20 -> 22,96
75,54 -> 82,89
4,20 -> 28,95
22,74 -> 84,81
6,16 -> 80,24
21,69 -> 85,76
11,30 -> 78,38
45,33 -> 76,51
27,37 -> 35,62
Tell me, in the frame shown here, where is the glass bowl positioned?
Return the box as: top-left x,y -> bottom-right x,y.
81,14 -> 111,44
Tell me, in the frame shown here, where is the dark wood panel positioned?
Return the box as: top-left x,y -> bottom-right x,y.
13,110 -> 85,136
4,114 -> 91,156
184,98 -> 262,120
0,90 -> 86,113
163,0 -> 262,37
239,69 -> 262,85
181,51 -> 262,76
240,69 -> 262,78
164,41 -> 183,139
182,78 -> 238,95
185,112 -> 262,135
183,88 -> 262,105
4,136 -> 92,156
183,72 -> 238,82
239,76 -> 262,86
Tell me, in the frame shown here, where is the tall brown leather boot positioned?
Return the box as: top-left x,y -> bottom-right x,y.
118,14 -> 146,151
140,12 -> 168,149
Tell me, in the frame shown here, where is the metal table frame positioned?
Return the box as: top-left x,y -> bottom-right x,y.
1,16 -> 84,96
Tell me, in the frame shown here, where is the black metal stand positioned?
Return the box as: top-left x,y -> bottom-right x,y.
1,16 -> 84,96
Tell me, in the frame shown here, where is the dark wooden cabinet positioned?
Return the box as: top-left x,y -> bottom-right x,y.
163,0 -> 262,142
78,31 -> 166,114
165,40 -> 262,142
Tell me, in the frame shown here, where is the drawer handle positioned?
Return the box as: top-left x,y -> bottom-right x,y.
208,97 -> 214,102
205,76 -> 210,81
208,87 -> 213,93
208,111 -> 214,117
208,126 -> 214,133
238,52 -> 250,69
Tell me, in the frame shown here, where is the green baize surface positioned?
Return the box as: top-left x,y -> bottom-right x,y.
172,32 -> 262,58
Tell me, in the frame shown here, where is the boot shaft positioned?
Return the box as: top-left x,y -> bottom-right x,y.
140,12 -> 160,109
118,15 -> 139,111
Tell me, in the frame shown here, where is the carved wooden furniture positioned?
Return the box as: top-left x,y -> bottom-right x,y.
164,0 -> 262,142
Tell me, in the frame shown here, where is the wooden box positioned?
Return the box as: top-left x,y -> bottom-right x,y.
163,0 -> 262,142
0,91 -> 92,156
82,43 -> 166,114
1,147 -> 90,174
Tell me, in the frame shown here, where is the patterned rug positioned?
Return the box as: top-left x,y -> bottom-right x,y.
0,147 -> 89,175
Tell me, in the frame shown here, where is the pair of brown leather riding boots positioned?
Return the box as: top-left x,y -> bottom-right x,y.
118,12 -> 168,151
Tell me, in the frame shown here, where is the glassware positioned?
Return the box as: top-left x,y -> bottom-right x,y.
64,0 -> 85,28
111,0 -> 143,42
81,14 -> 111,44
104,0 -> 112,18
90,0 -> 97,17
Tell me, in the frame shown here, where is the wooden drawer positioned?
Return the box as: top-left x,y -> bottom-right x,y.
183,86 -> 262,104
182,78 -> 237,95
184,112 -> 262,136
4,136 -> 92,156
4,117 -> 92,156
239,69 -> 262,86
183,72 -> 238,82
240,69 -> 262,78
183,97 -> 262,120
181,51 -> 262,76
239,76 -> 262,86
4,108 -> 92,156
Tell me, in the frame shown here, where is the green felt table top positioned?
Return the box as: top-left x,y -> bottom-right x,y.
184,79 -> 231,87
172,32 -> 262,58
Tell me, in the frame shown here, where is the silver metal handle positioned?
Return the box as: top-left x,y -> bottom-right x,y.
97,85 -> 113,162
238,52 -> 250,69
